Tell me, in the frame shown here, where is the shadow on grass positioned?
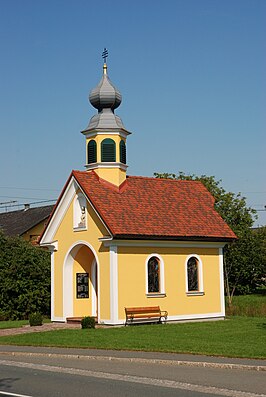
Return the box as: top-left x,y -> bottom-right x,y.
257,322 -> 266,330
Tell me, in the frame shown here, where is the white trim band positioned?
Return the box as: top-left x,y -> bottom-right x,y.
110,245 -> 118,324
103,240 -> 226,248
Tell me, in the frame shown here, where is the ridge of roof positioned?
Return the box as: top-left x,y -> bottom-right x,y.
0,204 -> 53,216
126,174 -> 203,183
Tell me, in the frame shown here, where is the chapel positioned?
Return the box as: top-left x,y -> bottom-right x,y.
40,52 -> 236,325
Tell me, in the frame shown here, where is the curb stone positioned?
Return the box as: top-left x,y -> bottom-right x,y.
0,351 -> 265,372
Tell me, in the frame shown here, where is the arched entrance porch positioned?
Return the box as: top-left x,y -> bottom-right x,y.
63,241 -> 99,322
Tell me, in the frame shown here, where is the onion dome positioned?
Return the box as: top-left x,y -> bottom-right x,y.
89,64 -> 122,112
82,50 -> 131,134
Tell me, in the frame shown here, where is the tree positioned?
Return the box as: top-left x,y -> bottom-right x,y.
154,172 -> 265,302
0,231 -> 51,320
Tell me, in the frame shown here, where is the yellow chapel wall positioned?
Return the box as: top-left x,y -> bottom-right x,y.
52,191 -> 110,321
117,246 -> 222,320
72,246 -> 94,317
50,184 -> 224,323
94,168 -> 126,187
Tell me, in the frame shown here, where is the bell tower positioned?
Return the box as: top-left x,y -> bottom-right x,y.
81,49 -> 131,187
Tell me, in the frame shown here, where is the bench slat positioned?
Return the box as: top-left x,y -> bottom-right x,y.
126,306 -> 160,312
126,310 -> 160,314
125,306 -> 167,325
128,314 -> 160,319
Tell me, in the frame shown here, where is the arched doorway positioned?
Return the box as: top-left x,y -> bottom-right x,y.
63,242 -> 99,321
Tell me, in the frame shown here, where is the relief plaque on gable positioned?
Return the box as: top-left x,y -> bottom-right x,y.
78,206 -> 86,228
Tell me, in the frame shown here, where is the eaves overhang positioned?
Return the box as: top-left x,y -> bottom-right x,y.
81,127 -> 132,138
111,234 -> 237,243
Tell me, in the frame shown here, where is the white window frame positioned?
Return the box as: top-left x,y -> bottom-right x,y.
145,254 -> 166,297
73,193 -> 87,231
185,254 -> 204,296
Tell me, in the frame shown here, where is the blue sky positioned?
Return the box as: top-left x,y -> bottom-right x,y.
0,0 -> 265,226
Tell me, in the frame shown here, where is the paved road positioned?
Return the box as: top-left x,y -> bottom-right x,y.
0,347 -> 265,397
0,363 -> 234,397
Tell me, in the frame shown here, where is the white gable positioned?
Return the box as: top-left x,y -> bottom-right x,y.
40,175 -> 112,246
40,176 -> 77,245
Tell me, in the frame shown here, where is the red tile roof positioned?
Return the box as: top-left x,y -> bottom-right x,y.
72,170 -> 236,241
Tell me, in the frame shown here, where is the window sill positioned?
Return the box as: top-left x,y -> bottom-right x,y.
73,226 -> 87,232
186,291 -> 205,296
146,293 -> 166,298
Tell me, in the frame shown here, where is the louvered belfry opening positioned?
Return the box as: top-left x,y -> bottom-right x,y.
120,140 -> 126,164
88,140 -> 97,164
101,138 -> 116,162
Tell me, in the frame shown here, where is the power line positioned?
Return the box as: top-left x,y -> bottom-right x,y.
0,195 -> 53,200
0,199 -> 56,211
0,186 -> 60,191
0,200 -> 17,206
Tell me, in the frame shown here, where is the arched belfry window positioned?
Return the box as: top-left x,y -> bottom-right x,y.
119,140 -> 126,164
88,140 -> 97,164
101,138 -> 116,162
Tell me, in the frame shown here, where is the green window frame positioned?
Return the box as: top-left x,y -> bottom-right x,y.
101,138 -> 116,162
88,140 -> 97,164
119,140 -> 126,164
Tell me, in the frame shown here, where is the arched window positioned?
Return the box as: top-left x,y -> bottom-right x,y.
187,257 -> 199,291
101,138 -> 116,162
145,254 -> 165,296
148,256 -> 160,293
87,140 -> 97,164
119,140 -> 126,164
185,255 -> 204,295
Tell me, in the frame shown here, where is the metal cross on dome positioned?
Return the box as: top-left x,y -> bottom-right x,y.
102,48 -> 108,63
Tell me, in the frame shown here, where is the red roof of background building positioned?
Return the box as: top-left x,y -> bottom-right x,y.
72,170 -> 236,241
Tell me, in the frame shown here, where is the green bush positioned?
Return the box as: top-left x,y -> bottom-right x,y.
0,231 -> 51,320
0,310 -> 9,321
29,312 -> 43,326
81,316 -> 95,329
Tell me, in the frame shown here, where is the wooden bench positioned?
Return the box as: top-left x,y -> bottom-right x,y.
125,306 -> 168,326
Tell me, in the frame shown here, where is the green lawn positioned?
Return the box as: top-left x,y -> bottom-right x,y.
0,320 -> 29,329
0,317 -> 265,359
0,319 -> 51,329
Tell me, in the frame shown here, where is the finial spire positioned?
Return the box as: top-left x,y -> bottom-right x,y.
102,48 -> 108,63
102,48 -> 108,75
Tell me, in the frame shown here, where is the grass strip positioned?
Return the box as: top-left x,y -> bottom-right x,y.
225,294 -> 266,317
0,317 -> 265,359
0,318 -> 51,329
0,320 -> 29,329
